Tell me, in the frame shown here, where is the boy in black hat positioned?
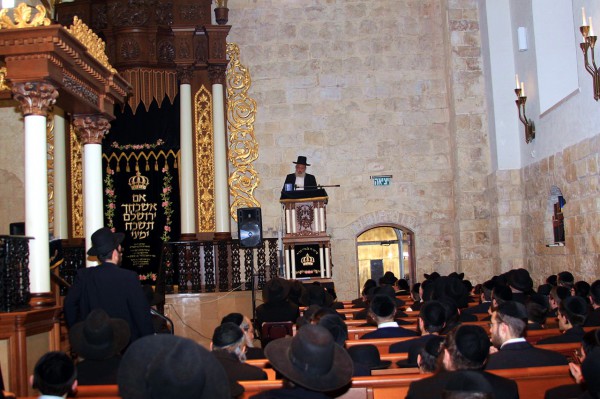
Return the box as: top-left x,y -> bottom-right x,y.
537,295 -> 588,344
31,352 -> 77,398
283,156 -> 317,191
406,325 -> 518,399
63,227 -> 154,342
390,300 -> 446,359
486,301 -> 568,370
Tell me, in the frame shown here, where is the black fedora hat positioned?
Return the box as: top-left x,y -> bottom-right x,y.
262,277 -> 290,303
293,156 -> 310,166
265,324 -> 353,392
69,309 -> 130,360
347,344 -> 391,370
87,227 -> 124,257
118,334 -> 231,399
508,268 -> 533,292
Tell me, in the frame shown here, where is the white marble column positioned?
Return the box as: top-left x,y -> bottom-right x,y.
11,81 -> 58,296
178,68 -> 196,236
53,109 -> 68,239
73,115 -> 111,267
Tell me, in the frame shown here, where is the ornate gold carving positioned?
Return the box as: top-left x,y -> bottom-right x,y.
0,3 -> 51,29
66,16 -> 116,73
226,43 -> 260,221
194,85 -> 216,232
11,81 -> 58,116
0,67 -> 9,91
47,115 -> 55,235
70,124 -> 84,238
72,115 -> 111,145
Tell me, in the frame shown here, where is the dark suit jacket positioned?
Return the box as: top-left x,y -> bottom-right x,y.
246,346 -> 266,360
584,308 -> 600,326
283,173 -> 317,190
212,350 -> 267,382
406,370 -> 519,399
486,340 -> 568,370
537,325 -> 586,344
63,262 -> 154,342
389,333 -> 438,354
255,300 -> 300,327
76,357 -> 121,385
461,301 -> 491,315
360,326 -> 418,340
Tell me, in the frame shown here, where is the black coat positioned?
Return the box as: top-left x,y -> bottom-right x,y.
283,173 -> 317,190
360,326 -> 418,340
255,300 -> 300,328
584,308 -> 600,327
537,325 -> 586,344
461,301 -> 491,315
63,262 -> 154,342
212,350 -> 267,382
389,333 -> 438,354
406,370 -> 519,399
486,341 -> 569,370
76,357 -> 121,385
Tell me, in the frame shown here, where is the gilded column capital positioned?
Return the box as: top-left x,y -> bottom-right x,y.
208,65 -> 227,85
72,115 -> 111,145
11,81 -> 58,117
177,66 -> 193,85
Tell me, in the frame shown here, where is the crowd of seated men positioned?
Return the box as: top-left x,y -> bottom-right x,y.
7,268 -> 600,399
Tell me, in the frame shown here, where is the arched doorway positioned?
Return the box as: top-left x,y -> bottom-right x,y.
356,225 -> 415,292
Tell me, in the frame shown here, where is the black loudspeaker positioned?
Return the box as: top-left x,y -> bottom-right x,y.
9,222 -> 25,236
237,207 -> 263,248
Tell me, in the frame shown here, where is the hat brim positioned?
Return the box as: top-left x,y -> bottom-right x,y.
87,232 -> 125,256
370,360 -> 392,370
69,318 -> 130,359
265,336 -> 353,392
293,161 -> 311,166
396,359 -> 418,368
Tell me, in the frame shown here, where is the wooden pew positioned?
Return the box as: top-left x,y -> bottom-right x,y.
525,326 -> 596,344
239,365 -> 572,399
347,320 -> 490,340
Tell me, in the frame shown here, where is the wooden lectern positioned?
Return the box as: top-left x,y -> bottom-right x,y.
280,189 -> 332,279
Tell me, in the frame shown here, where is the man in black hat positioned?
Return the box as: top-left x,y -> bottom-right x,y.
118,334 -> 232,399
406,325 -> 518,399
69,309 -> 130,385
211,322 -> 267,395
283,156 -> 317,191
251,325 -> 353,398
537,296 -> 588,344
221,312 -> 265,359
486,301 -> 568,370
255,277 -> 300,328
31,351 -> 77,398
63,227 -> 154,342
360,295 -> 417,339
584,280 -> 600,326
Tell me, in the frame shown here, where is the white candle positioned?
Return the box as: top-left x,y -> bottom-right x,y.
583,7 -> 587,26
591,17 -> 596,37
520,82 -> 525,97
515,74 -> 520,89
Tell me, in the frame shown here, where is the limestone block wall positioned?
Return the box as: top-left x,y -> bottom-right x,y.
0,104 -> 25,234
521,134 -> 600,285
226,0 -> 493,299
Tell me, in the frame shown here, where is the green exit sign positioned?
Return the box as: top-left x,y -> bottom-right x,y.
371,175 -> 392,186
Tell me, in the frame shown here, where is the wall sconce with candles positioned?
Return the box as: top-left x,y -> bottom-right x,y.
514,75 -> 535,143
579,8 -> 600,101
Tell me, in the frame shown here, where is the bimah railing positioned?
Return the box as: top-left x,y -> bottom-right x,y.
0,236 -> 31,312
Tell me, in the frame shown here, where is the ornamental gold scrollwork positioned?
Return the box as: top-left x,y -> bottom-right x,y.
194,85 -> 216,232
70,124 -> 84,238
0,3 -> 51,29
66,16 -> 116,73
0,67 -> 9,91
226,43 -> 260,222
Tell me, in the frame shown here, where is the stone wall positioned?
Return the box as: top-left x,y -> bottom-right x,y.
0,103 -> 25,235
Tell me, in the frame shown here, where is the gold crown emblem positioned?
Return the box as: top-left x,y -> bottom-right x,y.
301,253 -> 315,266
128,170 -> 149,190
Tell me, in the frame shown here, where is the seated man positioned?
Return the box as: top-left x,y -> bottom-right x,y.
584,280 -> 600,326
31,352 -> 77,398
390,300 -> 446,358
360,295 -> 417,339
537,295 -> 588,344
255,277 -> 299,328
221,312 -> 264,359
118,334 -> 232,399
486,301 -> 568,370
406,325 -> 518,399
211,323 -> 267,393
